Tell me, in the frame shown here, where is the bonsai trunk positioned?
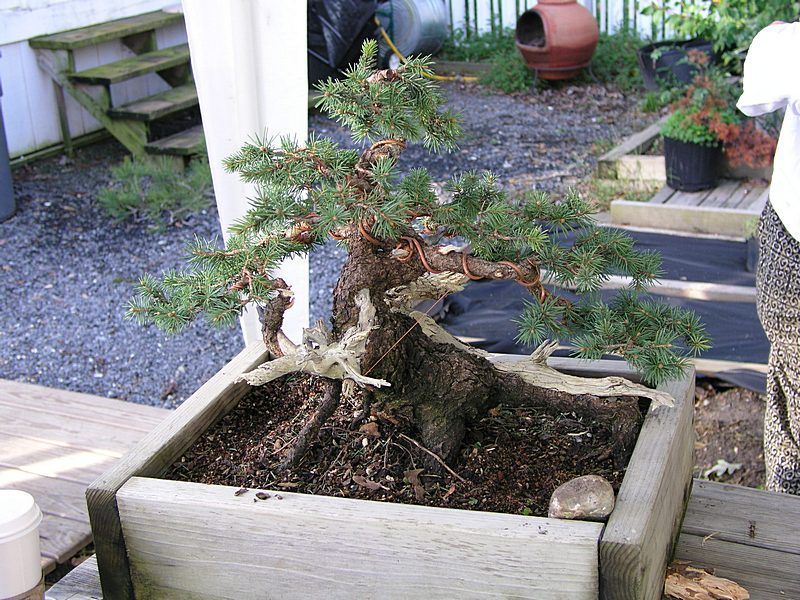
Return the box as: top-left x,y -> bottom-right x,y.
327,233 -> 642,467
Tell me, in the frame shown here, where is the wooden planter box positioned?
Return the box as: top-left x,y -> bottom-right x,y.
86,342 -> 694,600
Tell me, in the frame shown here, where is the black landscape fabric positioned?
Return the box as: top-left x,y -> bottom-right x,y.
437,230 -> 768,393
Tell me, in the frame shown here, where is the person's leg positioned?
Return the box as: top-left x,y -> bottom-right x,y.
757,202 -> 800,493
763,349 -> 800,492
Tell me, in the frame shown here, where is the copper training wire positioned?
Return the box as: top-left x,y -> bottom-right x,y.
461,251 -> 484,281
358,220 -> 382,246
400,236 -> 441,274
394,238 -> 414,263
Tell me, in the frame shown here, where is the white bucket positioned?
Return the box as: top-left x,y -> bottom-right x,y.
0,490 -> 43,599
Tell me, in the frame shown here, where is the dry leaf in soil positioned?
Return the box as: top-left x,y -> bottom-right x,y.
352,475 -> 384,491
404,468 -> 426,500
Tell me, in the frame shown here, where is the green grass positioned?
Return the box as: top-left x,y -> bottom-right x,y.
578,175 -> 660,212
98,155 -> 212,230
441,28 -> 649,94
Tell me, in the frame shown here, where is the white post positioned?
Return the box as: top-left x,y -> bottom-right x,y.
181,0 -> 310,345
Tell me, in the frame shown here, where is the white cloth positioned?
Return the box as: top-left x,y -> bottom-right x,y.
737,22 -> 800,241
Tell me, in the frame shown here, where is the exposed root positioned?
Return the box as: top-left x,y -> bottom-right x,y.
279,379 -> 343,472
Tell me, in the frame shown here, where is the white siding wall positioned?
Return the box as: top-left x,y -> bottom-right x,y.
0,0 -> 185,158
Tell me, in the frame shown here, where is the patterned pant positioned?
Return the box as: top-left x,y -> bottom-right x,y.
757,201 -> 800,494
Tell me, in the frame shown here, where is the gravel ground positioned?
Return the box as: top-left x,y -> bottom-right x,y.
2,81 -> 647,407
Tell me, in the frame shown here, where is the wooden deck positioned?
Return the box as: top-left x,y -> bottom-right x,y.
0,380 -> 168,574
611,180 -> 770,238
675,480 -> 800,598
46,479 -> 800,600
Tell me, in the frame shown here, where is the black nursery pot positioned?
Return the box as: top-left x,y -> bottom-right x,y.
637,39 -> 715,91
664,136 -> 721,192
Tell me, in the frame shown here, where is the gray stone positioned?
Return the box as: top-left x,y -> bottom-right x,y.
548,475 -> 615,521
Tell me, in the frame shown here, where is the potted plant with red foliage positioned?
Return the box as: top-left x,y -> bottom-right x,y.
662,70 -> 776,191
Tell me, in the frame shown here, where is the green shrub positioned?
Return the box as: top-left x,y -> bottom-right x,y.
98,156 -> 212,229
439,28 -> 516,63
440,28 -> 534,93
641,0 -> 800,73
480,48 -> 535,93
590,30 -> 645,91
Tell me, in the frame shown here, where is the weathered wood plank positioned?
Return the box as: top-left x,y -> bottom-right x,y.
667,188 -> 712,206
0,409 -> 154,457
29,11 -> 184,51
144,124 -> 204,156
0,382 -> 168,578
0,380 -> 166,432
551,273 -> 755,303
597,116 -> 668,178
600,370 -> 695,600
69,44 -> 190,85
610,199 -> 761,238
736,185 -> 766,209
118,477 -> 603,600
648,185 -> 676,205
86,342 -> 269,600
108,82 -> 197,121
46,556 -> 102,600
723,184 -> 755,209
681,480 -> 800,555
675,534 -> 800,599
747,185 -> 770,214
699,180 -> 740,207
0,470 -> 90,521
36,49 -> 150,157
39,514 -> 93,567
0,437 -> 116,483
692,358 -> 767,377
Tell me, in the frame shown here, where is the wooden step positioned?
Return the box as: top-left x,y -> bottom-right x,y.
145,124 -> 204,156
29,10 -> 183,50
109,83 -> 197,121
69,43 -> 189,85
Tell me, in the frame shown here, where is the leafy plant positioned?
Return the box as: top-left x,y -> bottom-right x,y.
440,28 -> 534,93
98,156 -> 212,229
661,66 -> 776,166
590,30 -> 646,92
641,0 -> 800,71
480,46 -> 535,93
439,27 -> 516,63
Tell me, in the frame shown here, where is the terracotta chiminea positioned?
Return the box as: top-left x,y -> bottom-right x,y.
515,0 -> 599,80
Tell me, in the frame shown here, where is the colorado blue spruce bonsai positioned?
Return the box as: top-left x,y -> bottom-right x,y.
129,41 -> 708,470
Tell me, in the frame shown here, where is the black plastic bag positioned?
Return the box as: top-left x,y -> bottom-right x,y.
308,0 -> 377,86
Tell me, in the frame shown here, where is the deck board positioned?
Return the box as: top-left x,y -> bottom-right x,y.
668,189 -> 711,206
0,380 -> 168,574
611,180 -> 769,238
648,186 -> 676,205
698,180 -> 739,207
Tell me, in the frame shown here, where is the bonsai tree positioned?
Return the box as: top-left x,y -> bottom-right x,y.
129,41 -> 709,471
